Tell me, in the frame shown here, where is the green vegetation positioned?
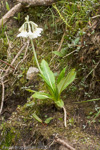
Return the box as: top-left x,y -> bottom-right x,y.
32,60 -> 76,127
5,2 -> 10,11
0,0 -> 100,149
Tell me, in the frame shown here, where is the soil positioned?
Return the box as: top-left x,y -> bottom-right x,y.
0,1 -> 100,150
76,17 -> 100,99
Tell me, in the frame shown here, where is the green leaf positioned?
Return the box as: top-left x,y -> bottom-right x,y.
57,69 -> 76,94
6,2 -> 10,11
32,113 -> 42,123
44,117 -> 53,124
61,48 -> 67,56
32,92 -> 52,100
25,101 -> 35,107
73,37 -> 80,46
52,51 -> 63,57
93,110 -> 100,120
17,13 -> 21,20
40,60 -> 56,92
75,98 -> 100,103
26,89 -> 36,93
57,67 -> 66,84
55,99 -> 64,108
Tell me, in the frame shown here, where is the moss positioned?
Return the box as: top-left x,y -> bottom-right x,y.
0,125 -> 20,149
0,1 -> 100,149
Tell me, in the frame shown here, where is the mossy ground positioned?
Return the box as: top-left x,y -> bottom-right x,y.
0,0 -> 100,150
0,100 -> 100,149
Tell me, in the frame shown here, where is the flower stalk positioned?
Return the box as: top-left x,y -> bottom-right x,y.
62,106 -> 67,127
17,15 -> 43,72
31,39 -> 41,73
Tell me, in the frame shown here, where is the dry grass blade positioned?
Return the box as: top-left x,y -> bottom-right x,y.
0,78 -> 5,114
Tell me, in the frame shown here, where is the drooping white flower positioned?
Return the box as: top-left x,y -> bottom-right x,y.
34,28 -> 43,35
27,28 -> 43,39
17,31 -> 28,38
17,16 -> 43,39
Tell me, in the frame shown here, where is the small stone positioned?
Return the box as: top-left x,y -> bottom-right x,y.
26,67 -> 39,80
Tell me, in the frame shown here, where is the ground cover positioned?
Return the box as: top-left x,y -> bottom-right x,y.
0,0 -> 100,150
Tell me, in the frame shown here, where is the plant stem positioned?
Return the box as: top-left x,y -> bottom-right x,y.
62,106 -> 67,127
31,39 -> 41,73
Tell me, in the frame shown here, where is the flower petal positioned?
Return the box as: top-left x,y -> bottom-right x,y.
27,28 -> 43,39
27,31 -> 35,39
17,31 -> 28,38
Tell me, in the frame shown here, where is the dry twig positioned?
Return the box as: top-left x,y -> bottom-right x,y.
0,59 -> 15,69
0,41 -> 28,112
55,135 -> 76,150
0,3 -> 22,28
0,78 -> 5,114
85,60 -> 100,80
0,0 -> 56,28
5,31 -> 12,59
17,0 -> 56,6
50,33 -> 65,65
5,43 -> 27,76
14,40 -> 29,72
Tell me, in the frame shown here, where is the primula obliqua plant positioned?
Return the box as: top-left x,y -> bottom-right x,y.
17,15 -> 76,127
32,60 -> 76,127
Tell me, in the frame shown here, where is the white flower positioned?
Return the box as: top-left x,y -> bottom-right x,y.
27,28 -> 43,39
17,16 -> 43,39
34,28 -> 43,35
17,31 -> 28,38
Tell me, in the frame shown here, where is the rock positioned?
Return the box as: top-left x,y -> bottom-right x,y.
26,67 -> 39,80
